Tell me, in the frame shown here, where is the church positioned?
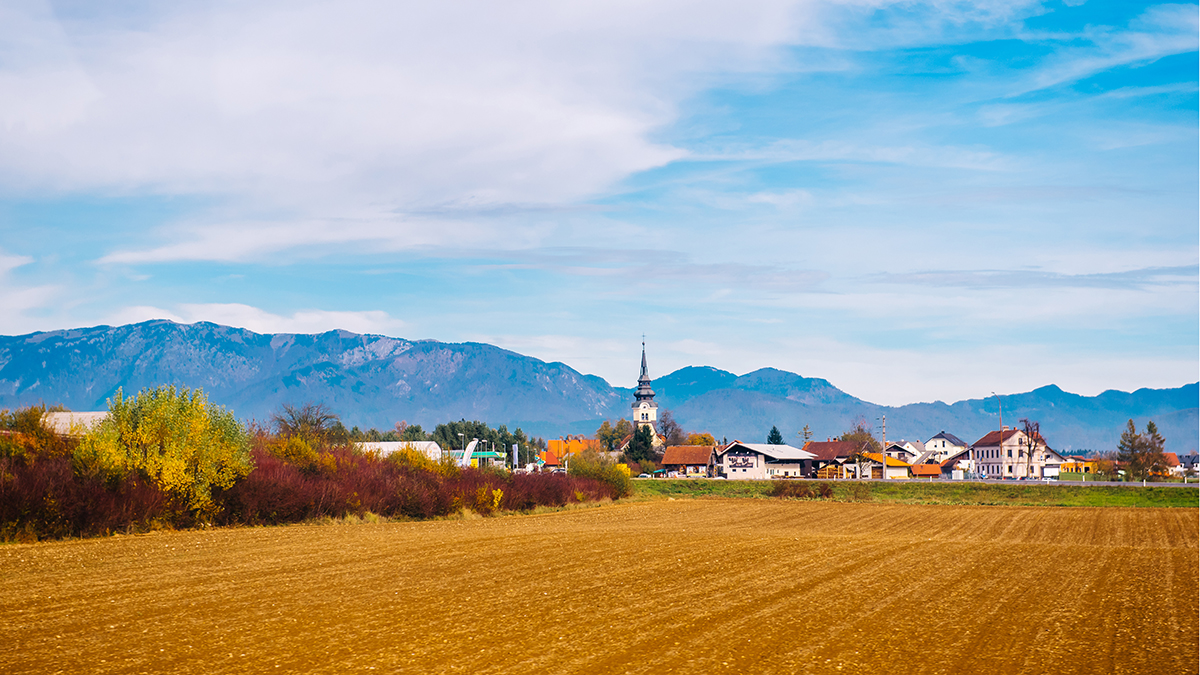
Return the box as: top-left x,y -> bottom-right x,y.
621,342 -> 666,451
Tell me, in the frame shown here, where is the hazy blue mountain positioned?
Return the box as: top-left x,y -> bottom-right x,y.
0,321 -> 621,436
0,321 -> 1194,452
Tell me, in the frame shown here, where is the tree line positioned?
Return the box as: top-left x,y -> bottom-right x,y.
0,387 -> 616,542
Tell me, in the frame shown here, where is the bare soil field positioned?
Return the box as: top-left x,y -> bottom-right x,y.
3,500 -> 1196,674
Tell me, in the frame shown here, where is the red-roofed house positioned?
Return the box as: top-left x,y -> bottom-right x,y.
972,428 -> 1064,479
1163,452 -> 1184,477
661,446 -> 716,477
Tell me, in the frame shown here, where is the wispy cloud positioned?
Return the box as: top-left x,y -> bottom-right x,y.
870,265 -> 1199,290
107,303 -> 405,336
0,250 -> 62,335
1012,4 -> 1199,96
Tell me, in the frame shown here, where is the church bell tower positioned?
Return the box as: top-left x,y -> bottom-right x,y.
631,341 -> 658,431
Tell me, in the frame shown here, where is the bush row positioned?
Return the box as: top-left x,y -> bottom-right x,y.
0,446 -> 616,541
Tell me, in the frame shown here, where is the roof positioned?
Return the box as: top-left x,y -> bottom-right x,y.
720,442 -> 815,461
886,440 -> 925,454
1164,452 -> 1180,467
41,411 -> 107,435
912,450 -> 938,465
862,452 -> 910,467
356,441 -> 443,458
975,428 -> 1053,450
973,429 -> 1022,447
940,448 -> 972,468
928,431 -> 967,447
802,440 -> 860,461
911,464 -> 942,477
661,445 -> 715,465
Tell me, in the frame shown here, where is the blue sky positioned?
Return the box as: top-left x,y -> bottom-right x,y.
0,0 -> 1196,405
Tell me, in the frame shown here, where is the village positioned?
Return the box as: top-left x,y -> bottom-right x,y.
344,345 -> 1198,483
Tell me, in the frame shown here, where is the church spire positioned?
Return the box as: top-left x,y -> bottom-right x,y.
631,339 -> 659,436
633,340 -> 656,403
639,339 -> 650,384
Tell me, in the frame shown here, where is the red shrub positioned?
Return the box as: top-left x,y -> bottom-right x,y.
0,455 -> 170,540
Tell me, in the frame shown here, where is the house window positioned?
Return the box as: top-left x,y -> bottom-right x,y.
1007,449 -> 1012,458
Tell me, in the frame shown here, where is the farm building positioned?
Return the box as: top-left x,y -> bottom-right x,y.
41,411 -> 108,436
801,440 -> 861,479
716,441 -> 815,480
859,452 -> 911,479
661,445 -> 715,476
356,441 -> 443,460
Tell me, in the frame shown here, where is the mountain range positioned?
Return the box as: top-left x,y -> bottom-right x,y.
0,321 -> 1195,454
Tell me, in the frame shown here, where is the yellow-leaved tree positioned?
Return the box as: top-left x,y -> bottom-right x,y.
74,386 -> 253,515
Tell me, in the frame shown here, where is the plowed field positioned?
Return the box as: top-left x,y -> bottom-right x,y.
3,500 -> 1196,674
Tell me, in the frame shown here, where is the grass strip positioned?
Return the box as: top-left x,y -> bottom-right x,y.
630,478 -> 1199,507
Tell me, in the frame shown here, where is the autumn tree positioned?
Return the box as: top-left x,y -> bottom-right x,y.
839,418 -> 881,454
596,418 -> 633,452
272,403 -> 344,445
659,410 -> 686,446
1117,419 -> 1169,481
1091,452 -> 1117,480
73,386 -> 252,516
686,432 -> 717,446
839,418 -> 881,479
0,404 -> 73,462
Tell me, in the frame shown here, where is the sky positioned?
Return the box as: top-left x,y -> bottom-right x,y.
0,0 -> 1196,406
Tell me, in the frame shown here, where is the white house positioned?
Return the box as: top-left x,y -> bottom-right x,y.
972,428 -> 1064,479
884,440 -> 925,464
925,432 -> 968,462
716,442 -> 815,480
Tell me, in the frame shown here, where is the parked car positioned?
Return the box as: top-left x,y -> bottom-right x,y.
637,473 -> 651,478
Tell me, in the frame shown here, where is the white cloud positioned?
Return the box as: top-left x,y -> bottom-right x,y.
107,303 -> 405,336
0,249 -> 61,335
1,0 -> 825,261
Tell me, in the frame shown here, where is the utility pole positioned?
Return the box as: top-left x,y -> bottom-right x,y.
992,392 -> 1003,481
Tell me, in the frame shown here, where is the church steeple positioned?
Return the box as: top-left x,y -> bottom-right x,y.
631,340 -> 658,430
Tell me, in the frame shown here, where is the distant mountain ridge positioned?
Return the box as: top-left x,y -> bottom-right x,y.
0,321 -> 1195,453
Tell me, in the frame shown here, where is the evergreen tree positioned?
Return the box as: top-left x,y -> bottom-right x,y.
767,425 -> 784,445
1117,419 -> 1169,481
625,425 -> 655,463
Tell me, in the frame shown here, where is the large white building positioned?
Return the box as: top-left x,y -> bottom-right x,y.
972,428 -> 1064,479
716,441 -> 816,480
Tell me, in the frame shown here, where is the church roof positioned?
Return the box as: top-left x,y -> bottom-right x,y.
634,341 -> 655,401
